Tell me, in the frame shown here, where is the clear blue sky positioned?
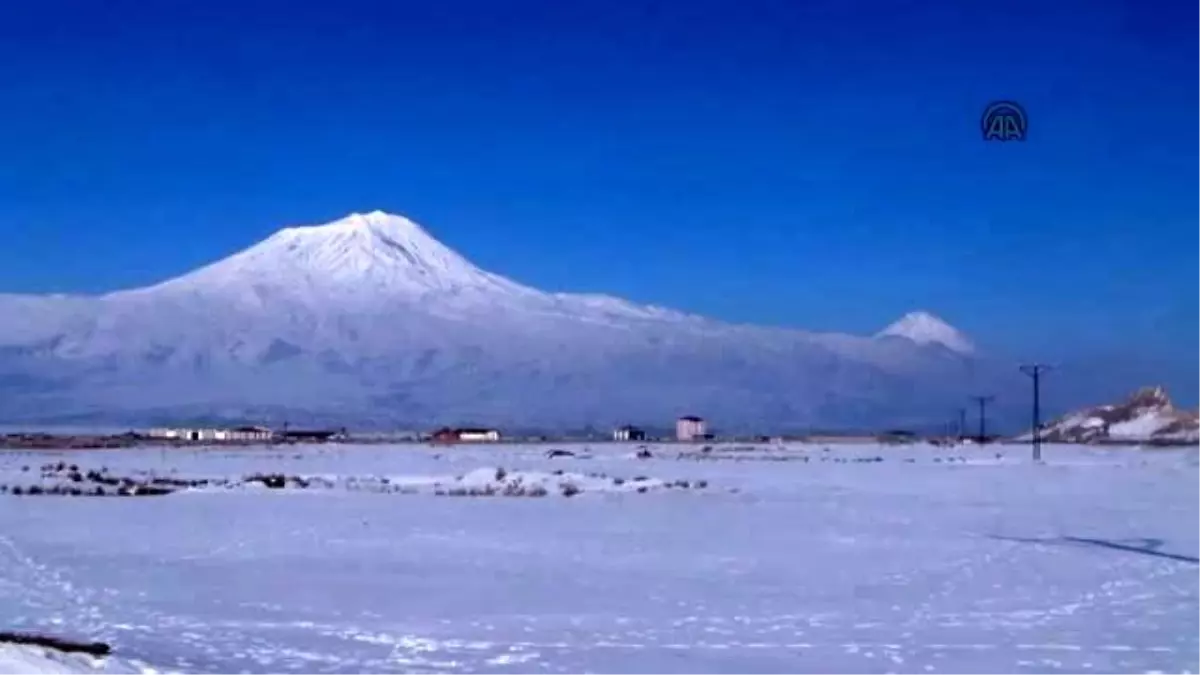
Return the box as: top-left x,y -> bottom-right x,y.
0,0 -> 1196,376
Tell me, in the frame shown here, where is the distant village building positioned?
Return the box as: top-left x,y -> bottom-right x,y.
145,426 -> 276,442
612,425 -> 646,442
146,428 -> 182,440
228,426 -> 274,442
456,428 -> 501,442
145,428 -> 223,442
430,427 -> 458,444
280,429 -> 341,443
676,416 -> 707,442
429,427 -> 501,443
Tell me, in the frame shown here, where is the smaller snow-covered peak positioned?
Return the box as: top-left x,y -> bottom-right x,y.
876,310 -> 974,354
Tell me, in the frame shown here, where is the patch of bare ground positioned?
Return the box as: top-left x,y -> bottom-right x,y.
0,433 -> 141,450
3,462 -> 712,499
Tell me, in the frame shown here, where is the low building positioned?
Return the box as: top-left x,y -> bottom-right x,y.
280,429 -> 339,443
146,428 -> 222,442
430,427 -> 458,444
456,428 -> 501,442
428,427 -> 501,443
228,425 -> 275,442
145,426 -> 276,442
145,428 -> 182,440
676,416 -> 707,442
612,425 -> 646,441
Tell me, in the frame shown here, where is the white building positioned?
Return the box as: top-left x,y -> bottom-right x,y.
612,425 -> 646,441
675,416 -> 707,442
143,426 -> 275,442
146,428 -> 182,440
456,429 -> 501,442
227,426 -> 275,442
188,428 -> 224,442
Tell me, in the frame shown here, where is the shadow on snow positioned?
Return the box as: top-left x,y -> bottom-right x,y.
988,534 -> 1200,564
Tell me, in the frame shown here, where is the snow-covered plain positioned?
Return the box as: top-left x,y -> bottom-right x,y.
0,442 -> 1196,674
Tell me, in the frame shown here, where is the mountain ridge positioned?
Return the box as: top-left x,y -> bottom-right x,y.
0,211 -> 1014,431
4,211 -> 956,339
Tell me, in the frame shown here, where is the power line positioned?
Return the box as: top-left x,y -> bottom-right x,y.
1019,364 -> 1053,461
969,395 -> 995,443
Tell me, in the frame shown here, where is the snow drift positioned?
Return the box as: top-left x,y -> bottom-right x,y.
0,643 -> 142,675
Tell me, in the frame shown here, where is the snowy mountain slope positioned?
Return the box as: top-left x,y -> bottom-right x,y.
0,211 -> 1005,429
1030,387 -> 1200,444
876,310 -> 975,354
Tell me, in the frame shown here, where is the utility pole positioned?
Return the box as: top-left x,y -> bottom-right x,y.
1019,364 -> 1053,461
969,395 -> 995,443
957,408 -> 967,439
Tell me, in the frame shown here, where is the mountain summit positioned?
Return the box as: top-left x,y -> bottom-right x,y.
876,311 -> 975,355
0,211 -> 1003,430
160,210 -> 522,295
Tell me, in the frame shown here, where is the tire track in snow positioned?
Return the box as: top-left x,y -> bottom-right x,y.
0,533 -> 108,638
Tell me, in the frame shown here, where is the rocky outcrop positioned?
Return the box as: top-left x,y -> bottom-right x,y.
1034,387 -> 1199,444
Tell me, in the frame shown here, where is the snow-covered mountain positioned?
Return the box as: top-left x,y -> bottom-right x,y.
0,211 -> 1010,430
1030,387 -> 1200,445
876,311 -> 975,355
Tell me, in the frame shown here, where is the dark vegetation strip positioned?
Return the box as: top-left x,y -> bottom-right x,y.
0,631 -> 112,656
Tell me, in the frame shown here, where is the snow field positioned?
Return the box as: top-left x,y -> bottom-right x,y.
0,442 -> 1196,674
